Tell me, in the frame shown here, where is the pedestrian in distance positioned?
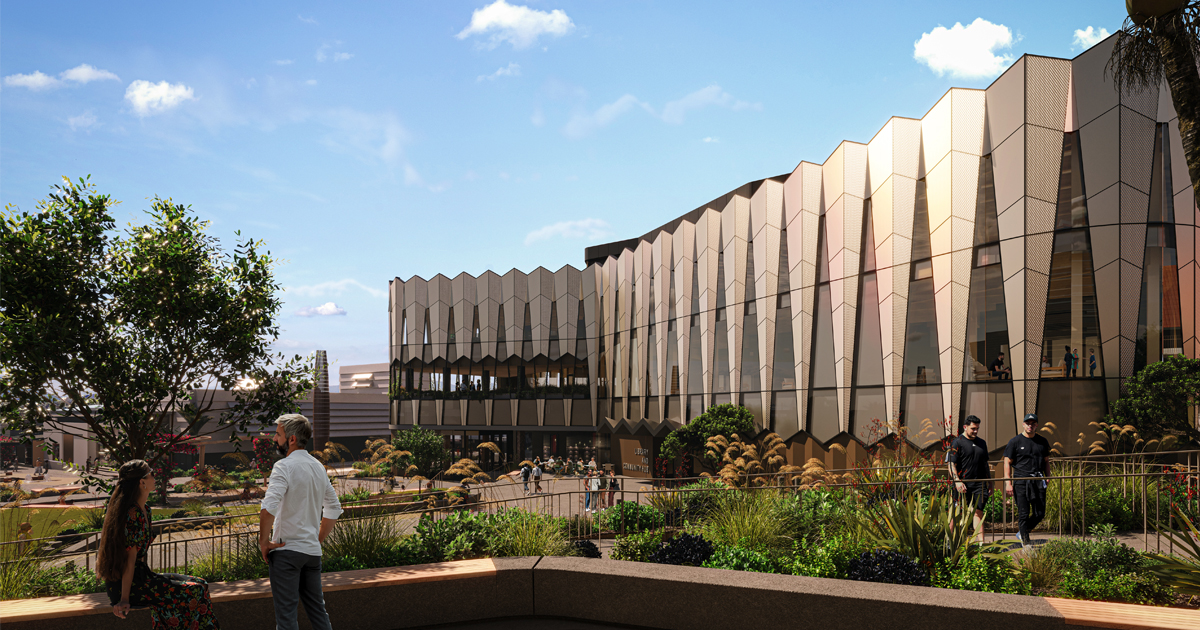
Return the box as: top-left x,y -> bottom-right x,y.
946,415 -> 991,545
1089,349 -> 1097,377
532,461 -> 543,494
1003,414 -> 1051,548
520,462 -> 531,495
588,470 -> 601,511
97,459 -> 220,629
259,414 -> 344,630
606,470 -> 618,508
1071,348 -> 1079,378
1062,345 -> 1073,377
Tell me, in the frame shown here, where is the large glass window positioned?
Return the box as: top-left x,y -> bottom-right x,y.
740,239 -> 762,393
901,179 -> 945,444
808,215 -> 839,443
712,251 -> 732,393
852,201 -> 886,444
1135,123 -> 1184,370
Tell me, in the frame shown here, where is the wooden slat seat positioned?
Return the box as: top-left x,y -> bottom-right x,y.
1041,365 -> 1068,378
0,558 -> 496,624
1045,596 -> 1200,630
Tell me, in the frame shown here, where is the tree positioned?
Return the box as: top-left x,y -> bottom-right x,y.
1109,0 -> 1200,209
1106,354 -> 1200,441
0,177 -> 312,484
659,403 -> 756,470
392,426 -> 451,478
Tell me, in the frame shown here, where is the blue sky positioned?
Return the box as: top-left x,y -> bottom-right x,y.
1,1 -> 1124,385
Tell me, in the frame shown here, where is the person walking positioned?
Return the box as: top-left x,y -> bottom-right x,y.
1088,349 -> 1097,377
531,461 -> 543,494
97,460 -> 219,629
519,462 -> 531,495
946,416 -> 991,545
1003,414 -> 1051,548
587,471 -> 601,512
606,470 -> 618,508
259,414 -> 344,630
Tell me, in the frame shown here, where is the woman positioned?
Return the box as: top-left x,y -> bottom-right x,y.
97,460 -> 220,629
606,470 -> 619,508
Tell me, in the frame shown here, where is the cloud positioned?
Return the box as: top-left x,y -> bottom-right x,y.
913,18 -> 1016,79
275,59 -> 295,65
322,108 -> 407,164
1073,26 -> 1111,50
316,44 -> 352,62
124,80 -> 195,116
531,107 -> 545,126
288,278 -> 387,299
333,52 -> 354,62
305,79 -> 318,86
60,64 -> 120,84
477,62 -> 521,82
524,218 -> 612,246
68,111 -> 98,131
274,339 -> 301,348
660,85 -> 760,124
563,94 -> 651,138
456,0 -> 574,49
4,71 -> 61,90
702,137 -> 719,143
298,15 -> 318,24
296,302 -> 347,317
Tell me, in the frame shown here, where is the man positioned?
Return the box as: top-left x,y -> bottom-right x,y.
259,414 -> 343,630
1003,413 -> 1051,548
1089,349 -> 1097,377
588,471 -> 602,511
989,352 -> 1011,380
946,416 -> 991,544
531,461 -> 543,494
1062,345 -> 1073,377
519,462 -> 531,495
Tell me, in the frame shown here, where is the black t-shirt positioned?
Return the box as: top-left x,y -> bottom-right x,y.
1003,433 -> 1050,477
947,435 -> 990,481
989,357 -> 1006,372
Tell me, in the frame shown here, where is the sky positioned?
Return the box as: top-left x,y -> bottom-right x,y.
1,1 -> 1125,388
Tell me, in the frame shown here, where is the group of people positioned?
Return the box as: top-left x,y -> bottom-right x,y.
97,414 -> 342,630
1039,346 -> 1098,377
946,413 -> 1051,548
582,469 -> 619,512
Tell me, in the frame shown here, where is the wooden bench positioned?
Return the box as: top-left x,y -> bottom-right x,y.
0,558 -> 496,624
1041,365 -> 1068,378
1044,596 -> 1200,630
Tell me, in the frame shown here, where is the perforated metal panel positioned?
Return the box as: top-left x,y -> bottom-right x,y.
1026,198 -> 1057,236
1025,56 -> 1071,131
1026,125 -> 1064,203
1025,232 -> 1054,276
1120,108 -> 1157,194
1121,82 -> 1159,119
952,89 -> 987,156
1120,183 -> 1150,226
1120,260 -> 1143,341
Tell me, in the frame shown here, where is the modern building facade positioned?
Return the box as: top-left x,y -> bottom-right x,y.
389,39 -> 1198,473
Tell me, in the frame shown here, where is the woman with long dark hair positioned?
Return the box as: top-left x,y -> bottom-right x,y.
96,460 -> 220,629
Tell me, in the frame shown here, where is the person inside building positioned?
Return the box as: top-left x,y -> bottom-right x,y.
989,352 -> 1011,380
946,415 -> 991,544
1003,414 -> 1051,548
98,459 -> 220,629
1089,348 -> 1097,377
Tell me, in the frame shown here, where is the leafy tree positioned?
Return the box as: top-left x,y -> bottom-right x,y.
659,403 -> 756,469
1106,354 -> 1200,441
0,177 -> 312,489
1109,1 -> 1200,208
392,426 -> 451,478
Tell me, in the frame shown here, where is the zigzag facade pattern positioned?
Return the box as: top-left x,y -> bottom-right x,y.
390,38 -> 1199,458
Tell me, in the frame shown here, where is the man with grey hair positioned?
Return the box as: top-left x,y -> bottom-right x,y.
259,414 -> 343,630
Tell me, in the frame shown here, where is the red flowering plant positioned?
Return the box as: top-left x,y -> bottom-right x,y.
150,433 -> 197,498
848,414 -> 954,506
1161,464 -> 1200,522
250,436 -> 279,486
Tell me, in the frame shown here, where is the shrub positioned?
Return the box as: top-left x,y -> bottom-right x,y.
791,531 -> 874,579
338,486 -> 373,505
1059,569 -> 1172,605
572,539 -> 602,558
487,510 -> 575,558
20,562 -> 105,597
596,501 -> 664,533
322,513 -> 401,568
846,550 -> 929,586
776,488 -> 857,542
190,534 -> 269,582
659,403 -> 755,463
1044,527 -> 1172,605
322,556 -> 368,572
611,530 -> 664,563
945,554 -> 1030,595
648,533 -> 714,566
702,490 -> 799,553
701,545 -> 776,573
677,479 -> 730,519
414,511 -> 490,561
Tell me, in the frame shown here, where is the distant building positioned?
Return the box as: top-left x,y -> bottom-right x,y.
340,363 -> 390,393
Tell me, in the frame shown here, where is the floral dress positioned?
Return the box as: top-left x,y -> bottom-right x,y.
105,506 -> 220,630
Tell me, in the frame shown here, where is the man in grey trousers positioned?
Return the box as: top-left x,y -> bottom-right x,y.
259,414 -> 343,630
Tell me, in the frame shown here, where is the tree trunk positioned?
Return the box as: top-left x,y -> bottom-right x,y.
1154,14 -> 1200,210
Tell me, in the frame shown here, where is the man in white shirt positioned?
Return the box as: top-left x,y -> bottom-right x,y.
259,414 -> 343,630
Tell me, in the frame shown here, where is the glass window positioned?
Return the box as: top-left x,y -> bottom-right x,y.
913,259 -> 933,280
975,244 -> 1001,267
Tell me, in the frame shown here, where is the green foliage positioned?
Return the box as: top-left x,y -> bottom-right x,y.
338,486 -> 373,505
790,530 -> 874,579
1148,505 -> 1200,595
190,534 -> 269,583
701,545 -> 776,573
596,501 -> 665,533
852,491 -> 1005,573
392,426 -> 451,478
414,511 -> 490,562
486,509 -> 576,558
322,556 -> 368,572
776,487 -> 857,542
322,513 -> 400,568
659,403 -> 755,464
1106,354 -> 1200,441
610,530 -> 664,563
13,562 -> 105,598
1059,569 -> 1172,605
0,177 -> 312,478
702,490 -> 800,553
1039,526 -> 1172,604
943,554 -> 1030,595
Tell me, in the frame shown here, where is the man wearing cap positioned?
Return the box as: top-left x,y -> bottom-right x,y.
946,415 -> 991,544
1003,414 -> 1051,548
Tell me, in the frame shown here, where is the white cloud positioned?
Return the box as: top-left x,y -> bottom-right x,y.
524,218 -> 612,246
275,59 -> 295,65
124,80 -> 195,116
305,79 -> 318,86
60,64 -> 120,84
477,62 -> 521,82
288,278 -> 387,299
298,15 -> 318,24
531,107 -> 545,126
563,94 -> 651,139
274,339 -> 301,348
1073,26 -> 1111,50
333,52 -> 354,62
296,302 -> 347,317
702,137 -> 719,143
316,44 -> 352,63
456,0 -> 574,49
4,71 -> 62,90
322,109 -> 407,164
913,18 -> 1016,79
68,111 -> 98,131
661,85 -> 760,124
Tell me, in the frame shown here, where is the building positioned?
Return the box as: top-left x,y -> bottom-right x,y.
340,363 -> 390,393
388,38 -> 1198,475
